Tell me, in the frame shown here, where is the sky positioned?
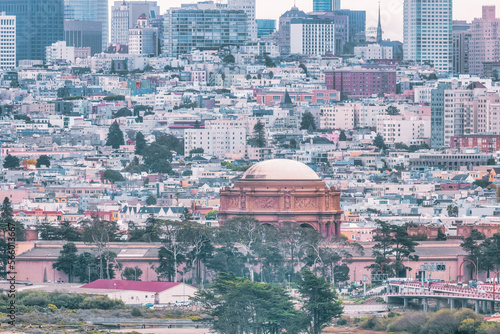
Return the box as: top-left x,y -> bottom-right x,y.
136,0 -> 498,41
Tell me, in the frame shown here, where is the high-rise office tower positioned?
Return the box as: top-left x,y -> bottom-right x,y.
228,0 -> 256,40
313,0 -> 341,12
0,12 -> 15,69
256,19 -> 276,39
290,18 -> 335,55
64,20 -> 103,56
452,20 -> 471,74
64,0 -> 108,52
334,9 -> 366,43
403,0 -> 453,72
111,1 -> 160,44
164,2 -> 248,57
469,6 -> 500,76
0,0 -> 64,62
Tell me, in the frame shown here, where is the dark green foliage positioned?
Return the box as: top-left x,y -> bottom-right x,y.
52,242 -> 78,283
373,133 -> 386,150
103,95 -> 125,101
9,291 -> 125,311
134,131 -> 147,155
101,169 -> 125,183
386,106 -> 400,115
194,272 -> 305,334
146,195 -> 157,206
182,170 -> 192,176
123,266 -> 143,281
290,138 -> 298,149
131,307 -> 142,317
189,148 -> 204,155
437,228 -> 447,241
249,120 -> 266,147
223,54 -> 235,63
447,204 -> 459,217
299,63 -> 308,76
3,154 -> 19,169
300,112 -> 316,130
264,54 -> 276,67
37,220 -> 81,241
105,121 -> 125,149
339,130 -> 347,141
36,155 -> 51,168
113,107 -> 132,118
366,221 -> 419,278
487,158 -> 496,165
474,179 -> 492,188
298,268 -> 343,334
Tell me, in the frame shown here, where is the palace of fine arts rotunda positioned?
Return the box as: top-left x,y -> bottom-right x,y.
218,159 -> 343,238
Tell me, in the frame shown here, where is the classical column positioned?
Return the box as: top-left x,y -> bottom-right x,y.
423,298 -> 428,312
450,298 -> 455,309
475,300 -> 480,313
403,298 -> 408,310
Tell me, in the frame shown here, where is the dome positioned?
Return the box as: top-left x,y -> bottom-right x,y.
137,14 -> 147,20
242,159 -> 320,181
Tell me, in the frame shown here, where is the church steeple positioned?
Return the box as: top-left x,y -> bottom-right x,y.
376,1 -> 383,43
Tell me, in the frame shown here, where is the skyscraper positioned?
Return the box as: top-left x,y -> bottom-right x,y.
64,20 -> 103,56
0,12 -> 15,69
228,0 -> 257,40
111,1 -> 160,44
164,2 -> 248,57
452,20 -> 471,74
0,0 -> 64,62
469,6 -> 500,76
403,0 -> 453,72
334,9 -> 366,43
64,0 -> 109,52
313,0 -> 341,12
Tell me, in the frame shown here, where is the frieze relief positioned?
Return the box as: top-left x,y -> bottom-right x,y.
255,196 -> 278,209
295,197 -> 317,210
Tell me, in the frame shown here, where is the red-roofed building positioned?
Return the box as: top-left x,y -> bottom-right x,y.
80,279 -> 197,305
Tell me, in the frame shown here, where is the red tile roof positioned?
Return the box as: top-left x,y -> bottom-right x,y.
81,279 -> 181,293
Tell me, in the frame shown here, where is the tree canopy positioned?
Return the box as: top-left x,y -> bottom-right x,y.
300,112 -> 316,130
36,155 -> 51,168
101,169 -> 125,183
3,154 -> 19,169
105,121 -> 125,149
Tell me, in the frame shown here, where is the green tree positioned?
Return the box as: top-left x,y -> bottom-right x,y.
57,221 -> 82,241
298,268 -> 343,334
146,195 -> 157,206
460,233 -> 482,280
36,155 -> 51,168
82,217 -> 122,279
105,121 -> 125,149
0,197 -> 24,241
180,207 -> 193,223
386,106 -> 401,115
300,112 -> 316,130
155,220 -> 188,282
339,130 -> 347,141
373,133 -> 386,150
473,179 -> 491,188
487,158 -> 496,165
122,266 -> 143,281
437,228 -> 447,241
264,54 -> 276,67
299,63 -> 308,76
223,54 -> 235,63
189,148 -> 204,155
101,169 -> 125,183
249,120 -> 266,148
447,204 -> 459,217
134,131 -> 147,155
194,120 -> 201,129
52,243 -> 79,283
113,107 -> 132,118
194,272 -> 304,334
366,221 -> 419,277
205,210 -> 218,220
290,138 -> 297,149
3,154 -> 19,169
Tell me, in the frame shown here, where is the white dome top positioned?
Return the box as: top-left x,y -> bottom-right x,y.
242,159 -> 320,180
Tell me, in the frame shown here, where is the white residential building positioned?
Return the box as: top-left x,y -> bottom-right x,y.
290,18 -> 335,56
45,41 -> 75,64
319,104 -> 356,130
377,115 -> 431,146
0,12 -> 15,69
354,44 -> 393,60
184,128 -> 247,158
403,0 -> 453,72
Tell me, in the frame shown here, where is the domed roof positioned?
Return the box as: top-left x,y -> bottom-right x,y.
138,14 -> 147,20
242,159 -> 320,180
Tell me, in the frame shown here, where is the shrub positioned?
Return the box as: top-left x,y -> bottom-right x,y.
388,311 -> 400,318
131,307 -> 142,317
337,318 -> 348,326
387,312 -> 429,334
420,309 -> 460,334
360,316 -> 379,330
